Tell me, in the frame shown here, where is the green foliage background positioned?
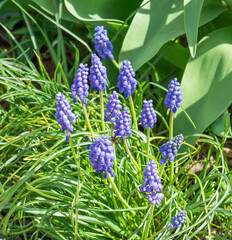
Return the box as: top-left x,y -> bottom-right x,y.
0,0 -> 232,239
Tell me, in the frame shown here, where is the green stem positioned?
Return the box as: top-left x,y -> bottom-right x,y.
99,90 -> 105,131
82,102 -> 95,138
159,163 -> 166,179
74,164 -> 81,240
111,122 -> 114,139
169,111 -> 174,185
147,226 -> 170,240
70,135 -> 78,166
129,95 -> 138,130
147,127 -> 150,163
123,139 -> 140,171
107,173 -> 134,213
169,111 -> 174,140
111,59 -> 120,70
69,138 -> 82,240
124,155 -> 127,191
111,123 -> 117,175
142,205 -> 154,240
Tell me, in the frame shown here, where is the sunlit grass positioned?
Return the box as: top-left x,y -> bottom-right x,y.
0,56 -> 231,239
0,2 -> 232,238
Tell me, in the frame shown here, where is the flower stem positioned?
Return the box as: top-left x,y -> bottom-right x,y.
69,135 -> 78,166
129,94 -> 138,130
111,59 -> 120,70
111,122 -> 114,139
74,140 -> 82,240
169,111 -> 174,185
123,139 -> 140,171
107,173 -> 134,213
142,205 -> 154,240
147,127 -> 150,163
99,90 -> 105,132
111,123 -> 117,175
82,102 -> 95,138
69,137 -> 82,239
169,111 -> 174,140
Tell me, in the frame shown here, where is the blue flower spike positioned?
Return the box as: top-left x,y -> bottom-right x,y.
159,134 -> 184,165
117,61 -> 137,99
71,63 -> 89,104
140,100 -> 157,129
140,160 -> 164,205
165,78 -> 183,113
115,107 -> 132,140
94,26 -> 114,60
170,211 -> 187,228
88,135 -> 115,179
55,93 -> 76,141
89,54 -> 107,92
104,91 -> 122,123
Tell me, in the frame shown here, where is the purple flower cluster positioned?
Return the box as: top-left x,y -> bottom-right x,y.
55,93 -> 76,141
94,26 -> 114,61
140,100 -> 157,129
52,26 -> 190,231
170,211 -> 187,228
71,63 -> 89,104
89,135 -> 115,179
104,91 -> 122,123
115,107 -> 132,140
165,78 -> 183,113
140,160 -> 164,205
117,61 -> 137,99
89,54 -> 107,91
159,134 -> 184,165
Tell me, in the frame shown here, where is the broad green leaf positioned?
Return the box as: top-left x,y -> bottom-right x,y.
209,111 -> 231,137
174,27 -> 232,145
0,0 -> 8,8
223,0 -> 232,8
119,0 -> 225,70
184,0 -> 204,58
213,10 -> 232,28
1,0 -> 31,10
161,42 -> 189,70
31,0 -> 78,22
64,0 -> 142,22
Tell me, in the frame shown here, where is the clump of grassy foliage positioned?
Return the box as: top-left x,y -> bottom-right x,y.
0,1 -> 232,239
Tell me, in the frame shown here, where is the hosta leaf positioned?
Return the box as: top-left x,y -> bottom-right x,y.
174,27 -> 232,145
184,0 -> 204,58
64,0 -> 142,22
209,111 -> 231,137
31,0 -> 78,22
119,0 -> 225,70
223,0 -> 232,8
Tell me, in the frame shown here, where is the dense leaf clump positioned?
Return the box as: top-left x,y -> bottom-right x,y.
0,1 -> 232,240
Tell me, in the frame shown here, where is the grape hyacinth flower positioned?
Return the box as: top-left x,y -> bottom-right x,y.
170,211 -> 187,228
115,107 -> 132,140
55,93 -> 76,141
140,100 -> 157,129
117,61 -> 137,99
88,135 -> 115,179
104,91 -> 122,123
71,63 -> 89,104
94,26 -> 114,61
159,134 -> 184,165
165,78 -> 183,113
140,160 -> 164,205
89,54 -> 107,91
